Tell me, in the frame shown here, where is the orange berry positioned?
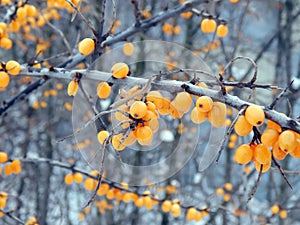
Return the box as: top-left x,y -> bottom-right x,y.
0,152 -> 8,163
195,96 -> 213,112
186,207 -> 198,221
97,130 -> 110,144
223,193 -> 231,202
97,183 -> 110,196
201,18 -> 216,33
146,91 -> 163,108
111,62 -> 129,79
208,102 -> 227,127
0,37 -> 13,49
216,24 -> 228,38
254,144 -> 271,165
234,144 -> 254,164
271,204 -> 280,214
289,141 -> 300,158
64,173 -> 74,185
67,80 -> 78,96
73,172 -> 83,183
190,107 -> 207,124
172,92 -> 192,113
84,178 -> 96,191
162,200 -> 172,212
224,183 -> 233,191
97,82 -> 111,99
78,38 -> 95,56
267,120 -> 282,133
216,188 -> 224,195
278,130 -> 296,153
279,209 -> 287,219
245,105 -> 265,126
6,60 -> 21,75
4,164 -> 12,175
11,159 -> 21,174
135,126 -> 153,142
230,0 -> 239,3
254,160 -> 271,173
122,192 -> 132,203
261,129 -> 279,147
0,71 -> 10,88
112,134 -> 126,151
16,7 -> 27,19
171,203 -> 181,218
272,142 -> 287,160
234,115 -> 253,136
130,101 -> 147,119
134,197 -> 144,207
123,42 -> 134,56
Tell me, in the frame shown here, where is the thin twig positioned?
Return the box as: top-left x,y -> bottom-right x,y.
268,81 -> 293,109
247,164 -> 263,202
0,209 -> 25,225
272,155 -> 293,190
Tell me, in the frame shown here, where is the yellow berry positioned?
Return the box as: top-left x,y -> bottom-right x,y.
208,102 -> 227,127
162,200 -> 172,212
230,0 -> 239,3
190,107 -> 207,124
130,101 -> 147,119
254,160 -> 271,173
64,173 -> 74,185
0,37 -> 13,49
261,129 -> 279,147
216,188 -> 224,195
0,152 -> 8,163
171,92 -> 192,113
135,126 -> 153,142
234,115 -> 253,136
111,62 -> 129,79
97,82 -> 111,99
73,172 -> 83,183
186,207 -> 198,221
201,18 -> 216,33
254,144 -> 271,165
171,203 -> 181,218
216,24 -> 228,38
223,193 -> 231,202
234,144 -> 253,164
224,183 -> 233,191
97,130 -> 110,144
245,105 -> 265,126
278,130 -> 296,153
267,120 -> 282,133
6,60 -> 21,75
195,96 -> 213,112
0,71 -> 10,88
67,80 -> 78,96
11,159 -> 21,174
272,141 -> 287,160
271,204 -> 280,214
78,38 -> 95,56
279,210 -> 287,219
84,178 -> 96,191
123,42 -> 134,56
112,134 -> 126,151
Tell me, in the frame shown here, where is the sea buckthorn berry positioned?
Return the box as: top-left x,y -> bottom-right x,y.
122,192 -> 133,203
78,38 -> 95,56
186,207 -> 198,221
216,24 -> 228,38
0,37 -> 13,49
223,193 -> 231,202
11,159 -> 21,174
279,210 -> 287,219
230,0 -> 239,3
123,131 -> 136,146
272,142 -> 287,160
67,80 -> 78,96
123,42 -> 134,56
146,91 -> 163,108
136,126 -> 153,142
97,82 -> 111,99
64,173 -> 74,185
254,160 -> 271,173
6,60 -> 21,75
114,104 -> 129,121
261,129 -> 279,147
271,204 -> 280,214
112,134 -> 126,151
4,164 -> 12,176
171,203 -> 181,218
201,18 -> 216,33
190,107 -> 207,124
130,101 -> 147,119
97,130 -> 110,144
208,102 -> 227,127
196,96 -> 213,112
254,144 -> 271,165
97,183 -> 110,196
245,105 -> 265,126
172,92 -> 192,113
267,120 -> 282,133
0,152 -> 8,163
73,173 -> 83,183
234,115 -> 253,136
0,71 -> 10,88
111,62 -> 129,79
162,200 -> 172,212
216,188 -> 224,195
84,178 -> 96,191
16,7 -> 27,19
278,130 -> 296,153
289,141 -> 300,158
224,183 -> 233,191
